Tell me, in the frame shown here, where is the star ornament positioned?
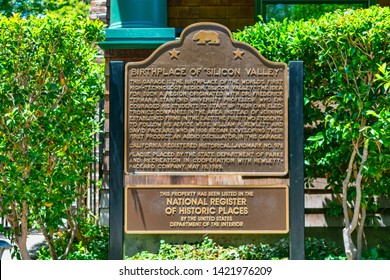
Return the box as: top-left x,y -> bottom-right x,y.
169,48 -> 180,60
233,48 -> 244,60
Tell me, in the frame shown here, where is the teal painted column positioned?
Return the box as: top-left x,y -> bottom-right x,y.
100,0 -> 176,49
110,0 -> 167,28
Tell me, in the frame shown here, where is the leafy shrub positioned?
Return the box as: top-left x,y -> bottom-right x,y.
360,241 -> 390,260
36,219 -> 109,260
234,7 -> 390,191
128,237 -> 282,260
128,236 -> 347,260
305,237 -> 344,260
0,0 -> 90,18
234,6 -> 390,259
0,13 -> 104,259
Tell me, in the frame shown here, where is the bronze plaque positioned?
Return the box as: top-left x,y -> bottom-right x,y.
125,23 -> 288,175
125,185 -> 289,234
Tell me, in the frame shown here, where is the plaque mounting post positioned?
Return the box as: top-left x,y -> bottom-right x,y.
288,61 -> 305,260
109,61 -> 125,260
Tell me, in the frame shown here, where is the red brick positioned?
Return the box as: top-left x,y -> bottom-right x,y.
91,7 -> 107,13
91,1 -> 106,7
90,0 -> 107,24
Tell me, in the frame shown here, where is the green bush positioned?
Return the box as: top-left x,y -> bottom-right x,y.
0,13 -> 104,259
305,237 -> 344,260
0,0 -> 90,18
128,237 -> 285,260
128,237 -> 346,260
36,219 -> 109,260
234,6 -> 390,259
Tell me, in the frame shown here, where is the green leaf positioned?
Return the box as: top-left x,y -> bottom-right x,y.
307,132 -> 324,142
365,110 -> 380,118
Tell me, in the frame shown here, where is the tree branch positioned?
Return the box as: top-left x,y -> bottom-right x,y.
16,201 -> 31,260
342,147 -> 357,226
62,210 -> 77,259
343,140 -> 369,260
0,162 -> 8,187
49,84 -> 68,122
349,140 -> 369,234
357,206 -> 367,260
39,219 -> 58,260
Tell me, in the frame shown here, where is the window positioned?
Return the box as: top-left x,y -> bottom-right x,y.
256,0 -> 377,22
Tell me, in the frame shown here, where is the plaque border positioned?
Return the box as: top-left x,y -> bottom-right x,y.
124,184 -> 289,234
124,22 -> 289,176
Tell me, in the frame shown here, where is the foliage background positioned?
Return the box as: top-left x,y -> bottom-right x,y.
265,3 -> 363,22
234,6 -> 390,259
0,3 -> 389,259
0,13 -> 104,259
128,236 -> 387,260
0,0 -> 90,17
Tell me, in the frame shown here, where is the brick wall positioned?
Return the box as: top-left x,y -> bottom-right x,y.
89,0 -> 109,24
168,0 -> 255,31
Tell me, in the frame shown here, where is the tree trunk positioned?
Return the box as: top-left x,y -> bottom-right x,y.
342,148 -> 357,259
353,142 -> 368,259
14,202 -> 31,260
357,207 -> 367,260
15,236 -> 31,260
343,227 -> 357,260
40,224 -> 58,260
62,223 -> 77,259
342,141 -> 369,260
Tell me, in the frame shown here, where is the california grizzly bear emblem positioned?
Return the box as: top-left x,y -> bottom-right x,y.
193,30 -> 220,45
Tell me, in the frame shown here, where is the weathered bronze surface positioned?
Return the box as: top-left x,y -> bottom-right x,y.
125,185 -> 289,234
125,23 -> 288,175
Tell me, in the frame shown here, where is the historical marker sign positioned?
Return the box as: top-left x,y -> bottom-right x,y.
125,23 -> 288,175
125,185 -> 288,234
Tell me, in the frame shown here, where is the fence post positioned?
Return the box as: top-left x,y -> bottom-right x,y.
109,61 -> 125,260
288,61 -> 305,260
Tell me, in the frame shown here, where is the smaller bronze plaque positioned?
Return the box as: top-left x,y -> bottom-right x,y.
125,185 -> 289,234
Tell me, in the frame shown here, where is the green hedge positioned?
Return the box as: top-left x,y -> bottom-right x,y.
128,236 -> 390,260
233,7 -> 390,186
0,0 -> 90,18
0,14 -> 104,259
234,6 -> 390,258
128,237 -> 347,260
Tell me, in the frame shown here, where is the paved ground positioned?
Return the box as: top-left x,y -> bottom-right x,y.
1,230 -> 45,260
